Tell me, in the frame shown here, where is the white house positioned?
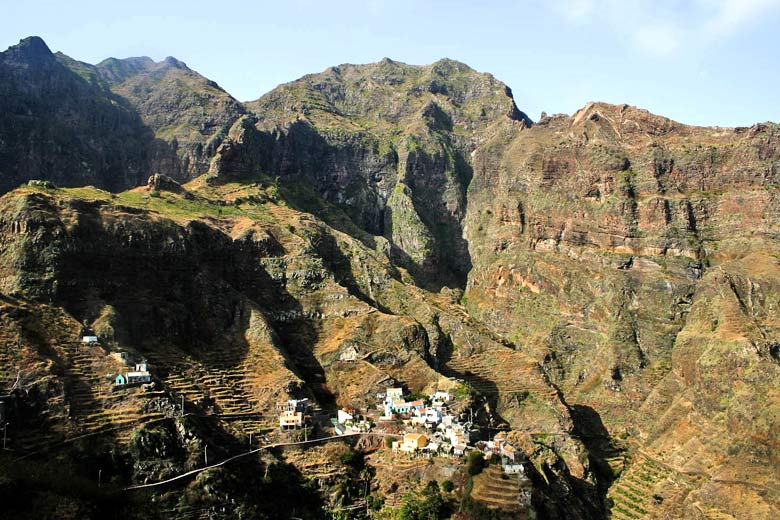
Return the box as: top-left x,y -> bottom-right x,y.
337,409 -> 355,424
278,399 -> 310,413
279,410 -> 304,429
82,336 -> 99,344
504,462 -> 525,475
430,391 -> 453,408
386,387 -> 404,400
412,407 -> 443,427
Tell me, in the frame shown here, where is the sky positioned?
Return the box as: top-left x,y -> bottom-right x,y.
3,0 -> 780,127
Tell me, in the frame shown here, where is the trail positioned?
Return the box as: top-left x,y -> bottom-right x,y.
123,432 -> 400,491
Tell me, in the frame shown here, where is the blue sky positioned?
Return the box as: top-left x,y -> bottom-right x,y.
3,0 -> 779,126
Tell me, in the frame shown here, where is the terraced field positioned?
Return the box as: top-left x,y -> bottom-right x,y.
470,464 -> 532,516
444,346 -> 558,399
370,453 -> 431,509
54,340 -> 165,445
608,451 -> 695,519
144,337 -> 295,439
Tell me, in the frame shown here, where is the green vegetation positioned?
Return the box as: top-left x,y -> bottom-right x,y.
466,451 -> 486,476
395,480 -> 446,520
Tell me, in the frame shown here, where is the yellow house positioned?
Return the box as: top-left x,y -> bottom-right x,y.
399,433 -> 428,452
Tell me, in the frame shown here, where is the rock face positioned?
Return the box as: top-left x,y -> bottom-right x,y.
462,102 -> 780,518
0,37 -> 245,194
209,58 -> 531,287
0,37 -> 152,192
95,55 -> 245,180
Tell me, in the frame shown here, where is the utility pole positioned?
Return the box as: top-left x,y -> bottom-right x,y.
181,395 -> 184,417
204,445 -> 208,466
98,469 -> 102,488
249,432 -> 252,452
3,422 -> 7,450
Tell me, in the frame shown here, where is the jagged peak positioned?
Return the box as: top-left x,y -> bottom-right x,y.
3,36 -> 55,63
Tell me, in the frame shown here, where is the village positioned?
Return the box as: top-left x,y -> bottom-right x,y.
275,383 -> 531,484
92,322 -> 531,484
71,331 -> 533,511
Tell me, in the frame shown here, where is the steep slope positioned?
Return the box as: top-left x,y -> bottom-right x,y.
208,58 -> 531,287
94,55 -> 245,180
3,39 -> 780,518
0,36 -> 246,195
0,37 -> 152,193
463,102 -> 780,517
0,178 -> 596,518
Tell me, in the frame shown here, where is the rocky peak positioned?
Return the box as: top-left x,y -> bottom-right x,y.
2,36 -> 55,65
161,56 -> 188,69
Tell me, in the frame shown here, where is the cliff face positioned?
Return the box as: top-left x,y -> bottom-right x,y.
94,55 -> 245,180
0,38 -> 245,194
209,58 -> 531,287
463,102 -> 780,517
0,37 -> 152,193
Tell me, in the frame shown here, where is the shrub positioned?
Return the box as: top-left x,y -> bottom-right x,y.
340,450 -> 363,468
441,480 -> 454,492
466,451 -> 485,476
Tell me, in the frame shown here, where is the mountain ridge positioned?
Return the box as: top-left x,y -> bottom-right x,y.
1,35 -> 780,519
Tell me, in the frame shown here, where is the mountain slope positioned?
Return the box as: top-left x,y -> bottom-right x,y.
1,36 -> 780,519
0,37 -> 152,193
94,55 -> 245,179
462,102 -> 780,518
0,178 -> 598,518
209,58 -> 531,287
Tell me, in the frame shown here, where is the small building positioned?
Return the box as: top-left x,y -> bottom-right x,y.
115,374 -> 127,386
385,387 -> 404,401
503,461 -> 525,475
280,410 -> 304,429
390,399 -> 425,414
337,408 -> 355,424
338,345 -> 359,362
399,433 -> 428,452
278,398 -> 310,413
126,371 -> 151,384
82,336 -> 99,344
430,391 -> 453,408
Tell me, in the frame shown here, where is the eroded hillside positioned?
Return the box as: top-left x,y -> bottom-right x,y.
1,35 -> 779,519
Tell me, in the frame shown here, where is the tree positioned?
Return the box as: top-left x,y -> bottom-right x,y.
397,480 -> 445,520
466,451 -> 486,476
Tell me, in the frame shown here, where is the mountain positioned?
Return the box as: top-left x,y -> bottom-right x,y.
94,55 -> 245,179
0,38 -> 245,194
1,36 -> 780,519
0,37 -> 152,193
211,58 -> 531,287
463,102 -> 780,518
